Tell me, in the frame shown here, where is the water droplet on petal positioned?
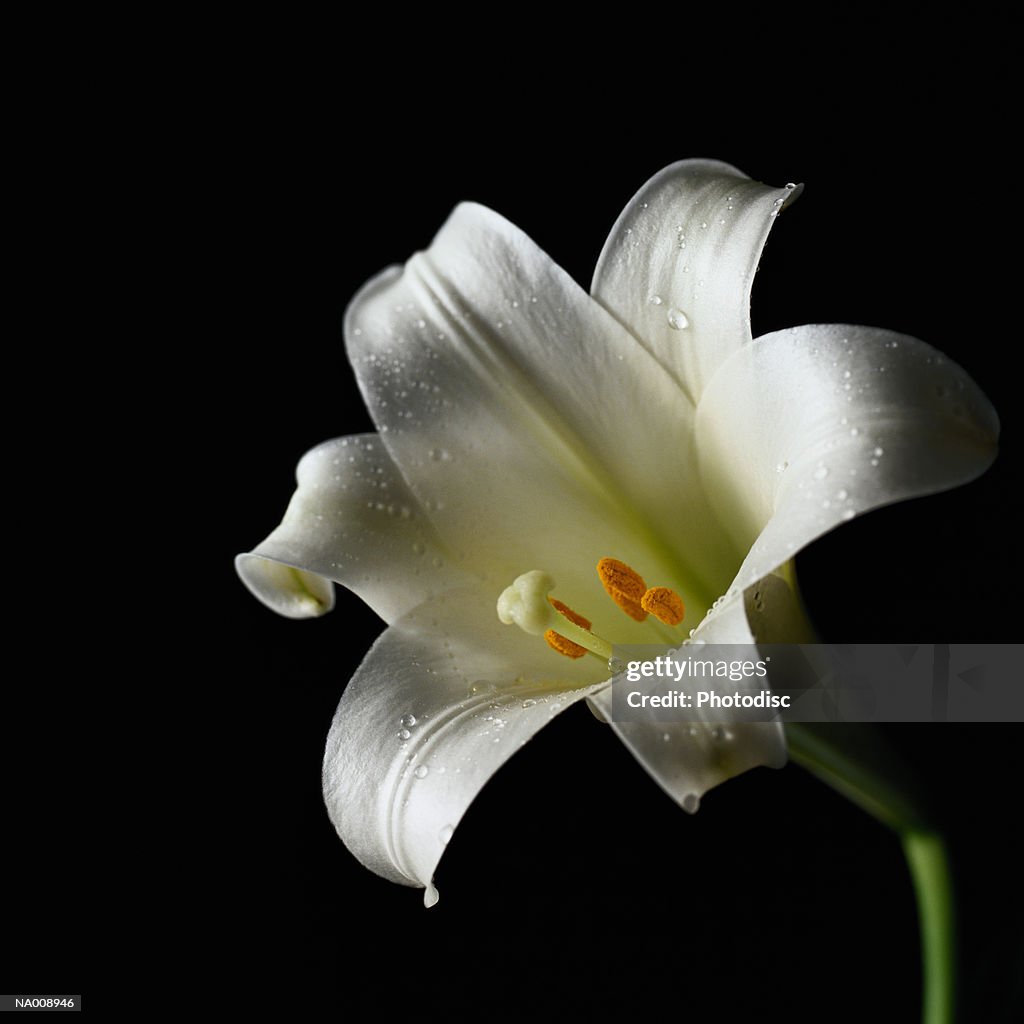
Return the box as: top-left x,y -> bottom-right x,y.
813,465 -> 829,480
649,294 -> 663,306
414,765 -> 429,779
873,446 -> 885,457
667,308 -> 690,330
398,728 -> 411,740
401,713 -> 417,728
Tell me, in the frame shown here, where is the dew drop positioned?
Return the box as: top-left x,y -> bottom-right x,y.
667,308 -> 690,330
398,728 -> 411,741
837,489 -> 849,500
521,698 -> 537,708
649,294 -> 663,306
401,713 -> 417,728
414,765 -> 429,779
607,656 -> 625,674
873,446 -> 885,457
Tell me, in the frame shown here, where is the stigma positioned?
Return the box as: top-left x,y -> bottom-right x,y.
496,559 -> 686,661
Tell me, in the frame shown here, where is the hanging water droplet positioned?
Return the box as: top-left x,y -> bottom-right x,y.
682,793 -> 700,813
439,824 -> 454,845
414,765 -> 429,779
667,308 -> 690,330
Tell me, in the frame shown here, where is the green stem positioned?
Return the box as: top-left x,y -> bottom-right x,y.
786,724 -> 955,1024
902,831 -> 956,1024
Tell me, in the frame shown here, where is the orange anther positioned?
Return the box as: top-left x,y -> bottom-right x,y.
544,629 -> 588,659
641,586 -> 685,626
548,597 -> 591,631
545,598 -> 592,658
596,557 -> 648,622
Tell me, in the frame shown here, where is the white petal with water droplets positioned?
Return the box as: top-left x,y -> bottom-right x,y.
591,159 -> 800,403
236,434 -> 470,622
344,202 -> 738,621
695,324 -> 999,596
588,594 -> 787,812
322,586 -> 606,891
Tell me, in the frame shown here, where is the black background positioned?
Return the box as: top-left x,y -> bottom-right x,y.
8,22 -> 1023,1021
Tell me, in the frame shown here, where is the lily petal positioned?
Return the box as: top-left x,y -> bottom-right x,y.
696,324 -> 999,596
344,202 -> 738,617
587,594 -> 787,813
236,434 -> 470,622
591,159 -> 799,403
321,586 -> 604,895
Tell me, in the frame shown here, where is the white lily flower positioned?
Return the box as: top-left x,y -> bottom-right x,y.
236,159 -> 997,907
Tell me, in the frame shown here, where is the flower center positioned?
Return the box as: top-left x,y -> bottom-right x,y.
496,558 -> 685,662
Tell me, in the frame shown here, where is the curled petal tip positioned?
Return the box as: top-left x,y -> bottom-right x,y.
424,881 -> 440,909
234,553 -> 335,619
